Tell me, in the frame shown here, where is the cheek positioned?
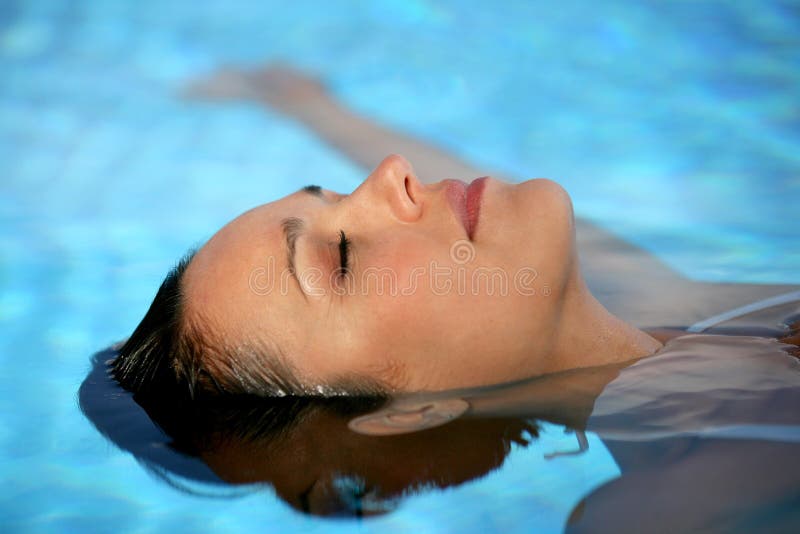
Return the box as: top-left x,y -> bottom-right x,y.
504,180 -> 576,297
354,237 -> 439,293
336,229 -> 571,388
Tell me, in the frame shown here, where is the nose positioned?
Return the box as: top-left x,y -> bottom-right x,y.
355,154 -> 423,222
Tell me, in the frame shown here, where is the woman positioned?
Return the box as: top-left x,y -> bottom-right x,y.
114,65 -> 798,402
96,65 -> 799,530
113,144 -> 661,399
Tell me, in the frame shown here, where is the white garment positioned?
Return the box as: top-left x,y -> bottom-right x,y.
588,334 -> 800,443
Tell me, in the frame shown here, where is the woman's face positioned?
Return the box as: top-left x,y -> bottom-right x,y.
183,155 -> 577,391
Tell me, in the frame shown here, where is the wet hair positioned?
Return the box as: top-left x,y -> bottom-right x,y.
81,347 -> 387,486
112,251 -> 195,394
81,348 -> 534,516
109,250 -> 389,442
110,251 -> 254,399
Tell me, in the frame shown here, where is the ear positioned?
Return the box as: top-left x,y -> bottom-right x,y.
348,398 -> 470,436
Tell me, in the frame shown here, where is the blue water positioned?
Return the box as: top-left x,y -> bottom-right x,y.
1,1 -> 798,532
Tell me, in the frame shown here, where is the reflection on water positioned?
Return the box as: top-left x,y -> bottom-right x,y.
81,322 -> 800,530
81,347 -> 539,516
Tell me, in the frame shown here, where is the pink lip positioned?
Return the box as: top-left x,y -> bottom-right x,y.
445,177 -> 487,240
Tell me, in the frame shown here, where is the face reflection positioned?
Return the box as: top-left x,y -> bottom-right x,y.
183,155 -> 577,391
199,408 -> 536,516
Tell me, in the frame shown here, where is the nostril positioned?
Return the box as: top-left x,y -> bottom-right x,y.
404,176 -> 413,202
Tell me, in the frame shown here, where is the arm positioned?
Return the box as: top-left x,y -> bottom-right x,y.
182,64 -> 482,183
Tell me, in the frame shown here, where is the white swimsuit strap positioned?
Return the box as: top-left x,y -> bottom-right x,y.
597,424 -> 800,443
687,290 -> 800,333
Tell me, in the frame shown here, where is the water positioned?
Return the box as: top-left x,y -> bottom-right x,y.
1,1 -> 799,532
76,330 -> 800,531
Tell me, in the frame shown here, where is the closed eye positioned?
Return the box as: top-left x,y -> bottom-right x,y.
337,230 -> 351,279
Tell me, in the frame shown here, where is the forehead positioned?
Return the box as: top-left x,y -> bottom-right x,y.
181,191 -> 314,343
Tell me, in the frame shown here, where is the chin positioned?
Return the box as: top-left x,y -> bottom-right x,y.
515,178 -> 574,227
513,177 -> 577,288
529,177 -> 572,205
478,177 -> 575,265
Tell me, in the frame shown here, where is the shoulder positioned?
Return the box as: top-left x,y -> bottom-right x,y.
646,322 -> 800,358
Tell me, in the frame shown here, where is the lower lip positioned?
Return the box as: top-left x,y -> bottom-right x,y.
446,177 -> 487,240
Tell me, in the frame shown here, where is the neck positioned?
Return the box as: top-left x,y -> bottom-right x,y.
542,274 -> 663,375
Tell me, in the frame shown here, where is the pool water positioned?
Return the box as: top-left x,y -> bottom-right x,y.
1,1 -> 799,532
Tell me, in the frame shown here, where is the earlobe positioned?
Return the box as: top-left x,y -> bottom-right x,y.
348,398 -> 469,436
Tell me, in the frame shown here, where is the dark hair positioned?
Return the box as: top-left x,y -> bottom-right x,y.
112,251 -> 196,395
111,249 -> 309,398
80,347 -> 387,488
82,348 -> 540,518
110,250 -> 389,441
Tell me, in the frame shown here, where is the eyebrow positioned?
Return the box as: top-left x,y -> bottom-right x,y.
281,186 -> 326,301
282,217 -> 307,301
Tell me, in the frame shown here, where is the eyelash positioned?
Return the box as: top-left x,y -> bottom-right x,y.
337,230 -> 351,279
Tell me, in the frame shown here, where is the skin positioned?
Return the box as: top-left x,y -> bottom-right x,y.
183,64 -> 799,331
97,63 -> 798,528
183,154 -> 662,391
179,63 -> 795,393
